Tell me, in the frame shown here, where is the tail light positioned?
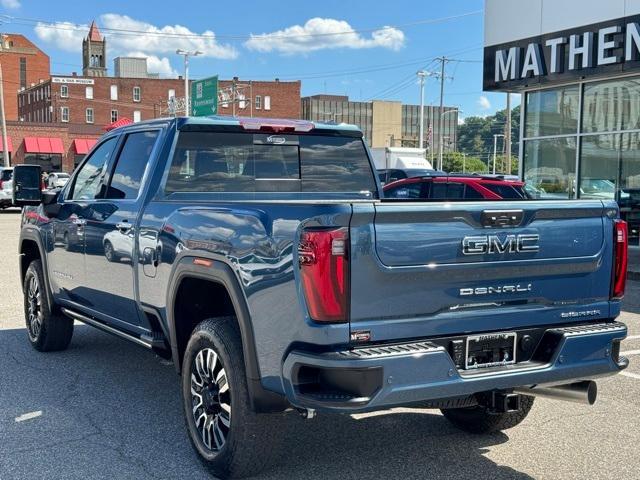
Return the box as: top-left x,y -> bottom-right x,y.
612,219 -> 628,300
298,227 -> 349,323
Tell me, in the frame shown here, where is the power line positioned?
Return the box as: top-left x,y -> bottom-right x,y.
2,10 -> 483,41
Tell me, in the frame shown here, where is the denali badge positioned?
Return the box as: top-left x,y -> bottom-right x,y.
462,234 -> 539,255
460,284 -> 532,297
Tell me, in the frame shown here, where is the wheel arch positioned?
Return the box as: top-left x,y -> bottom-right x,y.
19,231 -> 54,306
166,253 -> 289,413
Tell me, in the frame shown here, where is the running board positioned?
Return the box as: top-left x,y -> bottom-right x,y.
61,307 -> 153,349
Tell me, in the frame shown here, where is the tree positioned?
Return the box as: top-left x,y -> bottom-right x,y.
442,152 -> 488,173
456,105 -> 521,174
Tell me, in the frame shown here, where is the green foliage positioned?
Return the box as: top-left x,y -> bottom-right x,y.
456,105 -> 520,174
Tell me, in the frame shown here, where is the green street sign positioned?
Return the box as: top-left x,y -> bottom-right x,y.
191,75 -> 218,116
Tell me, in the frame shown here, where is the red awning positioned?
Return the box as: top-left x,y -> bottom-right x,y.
73,138 -> 97,155
104,117 -> 133,131
23,137 -> 64,154
0,137 -> 13,152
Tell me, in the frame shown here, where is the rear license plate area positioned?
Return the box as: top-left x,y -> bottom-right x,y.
465,332 -> 517,369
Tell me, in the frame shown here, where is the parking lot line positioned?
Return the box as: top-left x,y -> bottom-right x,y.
621,349 -> 640,356
626,335 -> 640,341
621,371 -> 640,380
14,411 -> 42,422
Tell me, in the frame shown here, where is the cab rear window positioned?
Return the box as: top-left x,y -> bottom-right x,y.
165,131 -> 376,194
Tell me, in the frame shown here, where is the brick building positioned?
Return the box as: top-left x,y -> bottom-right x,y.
0,34 -> 50,121
217,78 -> 301,119
6,21 -> 302,172
19,74 -> 187,126
3,121 -> 102,172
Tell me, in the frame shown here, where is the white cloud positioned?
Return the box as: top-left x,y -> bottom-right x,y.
1,0 -> 21,9
34,21 -> 85,52
477,95 -> 492,110
126,52 -> 178,77
245,18 -> 405,54
34,14 -> 238,61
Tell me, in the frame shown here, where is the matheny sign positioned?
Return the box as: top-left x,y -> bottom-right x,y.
484,15 -> 640,91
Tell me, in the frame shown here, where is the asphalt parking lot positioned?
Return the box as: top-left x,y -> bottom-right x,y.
1,208 -> 639,480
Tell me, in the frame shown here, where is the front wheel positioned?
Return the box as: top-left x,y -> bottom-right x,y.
441,394 -> 534,434
182,317 -> 280,479
23,259 -> 73,351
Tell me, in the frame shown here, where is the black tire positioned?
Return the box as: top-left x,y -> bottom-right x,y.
23,259 -> 73,352
441,394 -> 534,434
182,317 -> 281,479
103,241 -> 117,262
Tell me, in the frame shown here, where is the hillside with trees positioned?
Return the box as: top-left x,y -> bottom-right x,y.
447,105 -> 521,174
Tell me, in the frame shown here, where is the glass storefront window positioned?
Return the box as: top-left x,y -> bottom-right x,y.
579,134 -> 619,200
582,78 -> 640,133
525,86 -> 580,138
523,137 -> 577,199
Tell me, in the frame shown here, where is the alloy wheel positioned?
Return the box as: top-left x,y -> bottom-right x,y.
190,347 -> 231,452
27,275 -> 43,341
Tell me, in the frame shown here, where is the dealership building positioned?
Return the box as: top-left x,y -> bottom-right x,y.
484,0 -> 640,244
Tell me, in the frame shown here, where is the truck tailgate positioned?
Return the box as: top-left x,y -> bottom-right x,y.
349,200 -> 616,342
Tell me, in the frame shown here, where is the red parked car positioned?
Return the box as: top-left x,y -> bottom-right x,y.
383,174 -> 529,200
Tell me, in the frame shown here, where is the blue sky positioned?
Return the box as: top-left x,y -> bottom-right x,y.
0,0 -> 517,118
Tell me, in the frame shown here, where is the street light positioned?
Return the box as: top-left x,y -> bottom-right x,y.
438,107 -> 461,171
416,70 -> 434,150
176,49 -> 203,116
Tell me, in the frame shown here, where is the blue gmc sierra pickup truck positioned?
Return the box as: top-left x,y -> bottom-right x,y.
14,116 -> 629,478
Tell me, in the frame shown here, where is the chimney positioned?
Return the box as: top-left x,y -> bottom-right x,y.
72,72 -> 77,77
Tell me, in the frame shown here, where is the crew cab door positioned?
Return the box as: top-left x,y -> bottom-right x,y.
82,129 -> 161,330
48,137 -> 119,305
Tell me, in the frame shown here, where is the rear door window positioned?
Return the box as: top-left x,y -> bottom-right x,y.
384,182 -> 423,199
483,183 -> 526,199
106,130 -> 160,199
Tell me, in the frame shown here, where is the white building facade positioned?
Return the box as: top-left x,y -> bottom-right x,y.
485,0 -> 640,244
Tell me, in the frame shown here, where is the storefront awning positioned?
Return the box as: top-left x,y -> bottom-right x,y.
73,138 -> 97,155
24,137 -> 65,154
0,137 -> 13,152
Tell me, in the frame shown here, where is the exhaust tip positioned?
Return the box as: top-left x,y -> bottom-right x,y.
584,380 -> 597,406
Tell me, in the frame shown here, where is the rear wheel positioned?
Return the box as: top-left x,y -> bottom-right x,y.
441,394 -> 534,434
23,259 -> 73,351
182,317 -> 280,479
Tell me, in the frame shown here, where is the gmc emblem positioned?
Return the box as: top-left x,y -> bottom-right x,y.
462,234 -> 539,255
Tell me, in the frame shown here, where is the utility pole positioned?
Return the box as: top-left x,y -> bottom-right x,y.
429,104 -> 435,165
437,57 -> 449,171
493,134 -> 505,175
0,62 -> 8,168
505,92 -> 512,174
176,49 -> 203,116
417,71 -> 428,150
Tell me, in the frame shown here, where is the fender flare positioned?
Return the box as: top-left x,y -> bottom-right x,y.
165,252 -> 289,412
19,229 -> 54,307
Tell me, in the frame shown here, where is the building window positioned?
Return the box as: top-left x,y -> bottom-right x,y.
60,84 -> 68,98
264,95 -> 271,111
86,86 -> 93,99
86,108 -> 94,124
110,85 -> 118,101
19,57 -> 26,90
111,110 -> 118,123
133,110 -> 141,122
255,95 -> 262,110
168,88 -> 175,100
133,86 -> 141,102
61,106 -> 69,122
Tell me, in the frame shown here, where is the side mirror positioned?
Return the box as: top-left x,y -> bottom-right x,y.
12,164 -> 42,206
